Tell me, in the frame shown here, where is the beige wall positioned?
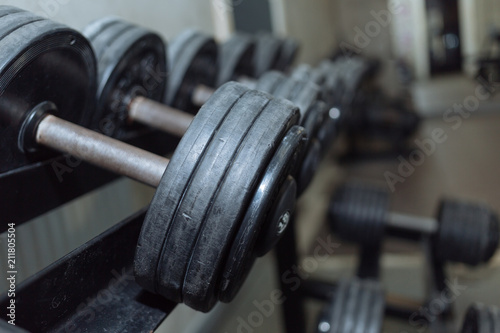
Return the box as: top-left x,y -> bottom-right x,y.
269,0 -> 338,65
332,0 -> 430,80
0,0 -> 217,41
459,0 -> 500,76
391,0 -> 429,80
334,0 -> 393,59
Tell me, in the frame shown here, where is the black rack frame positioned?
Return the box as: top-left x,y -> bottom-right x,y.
1,125 -> 451,332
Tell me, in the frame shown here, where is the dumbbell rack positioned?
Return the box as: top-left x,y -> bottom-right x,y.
0,126 -> 311,332
296,238 -> 453,332
0,128 -> 181,332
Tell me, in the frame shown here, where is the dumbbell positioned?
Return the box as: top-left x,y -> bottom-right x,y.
253,32 -> 299,77
216,32 -> 256,88
82,18 -> 215,141
317,278 -> 385,333
216,33 -> 338,148
461,303 -> 500,333
0,6 -> 307,312
83,17 -> 325,194
329,182 -> 499,266
322,57 -> 421,145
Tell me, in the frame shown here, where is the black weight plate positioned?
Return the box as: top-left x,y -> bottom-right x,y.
296,138 -> 321,195
318,279 -> 385,333
255,70 -> 287,96
329,182 -> 388,246
134,82 -> 248,294
301,100 -> 327,145
184,102 -> 301,311
293,101 -> 326,195
81,16 -> 119,43
255,176 -> 297,256
0,6 -> 23,19
273,77 -> 320,123
461,303 -> 500,333
166,30 -> 217,113
83,18 -> 167,138
216,33 -> 255,86
292,64 -> 325,86
84,19 -> 130,62
435,200 -> 499,265
275,37 -> 299,72
155,90 -> 275,307
254,33 -> 282,77
219,125 -> 306,303
0,7 -> 96,173
293,64 -> 332,108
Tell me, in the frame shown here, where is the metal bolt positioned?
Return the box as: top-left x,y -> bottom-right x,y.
276,211 -> 291,235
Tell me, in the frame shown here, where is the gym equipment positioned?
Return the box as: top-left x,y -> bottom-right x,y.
461,303 -> 500,333
329,182 -> 499,266
256,70 -> 339,193
0,7 -> 307,312
83,18 -> 330,193
312,56 -> 421,160
216,32 -> 256,87
83,19 -> 215,140
317,278 -> 385,333
166,29 -> 218,113
253,32 -> 299,77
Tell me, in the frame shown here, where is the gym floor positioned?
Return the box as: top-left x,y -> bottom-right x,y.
295,73 -> 500,332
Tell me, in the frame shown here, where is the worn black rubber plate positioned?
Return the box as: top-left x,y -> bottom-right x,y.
435,200 -> 499,266
183,98 -> 301,311
292,64 -> 325,86
217,33 -> 255,86
329,182 -> 388,246
166,30 -> 217,113
219,125 -> 306,303
275,37 -> 299,72
155,89 -> 271,307
273,77 -> 320,123
301,100 -> 326,145
0,6 -> 96,174
254,33 -> 282,77
83,18 -> 167,138
255,71 -> 287,96
134,82 -> 248,295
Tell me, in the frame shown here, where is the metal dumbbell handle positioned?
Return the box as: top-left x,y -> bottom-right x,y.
129,97 -> 194,137
190,77 -> 256,106
190,84 -> 217,107
37,115 -> 169,187
127,78 -> 255,135
386,212 -> 438,235
35,79 -> 258,185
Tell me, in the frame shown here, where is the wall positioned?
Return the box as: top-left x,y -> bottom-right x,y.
269,0 -> 338,65
334,0 -> 393,59
459,0 -> 500,76
390,0 -> 429,80
0,0 -> 217,41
